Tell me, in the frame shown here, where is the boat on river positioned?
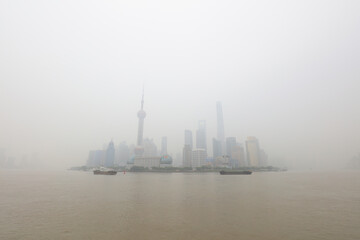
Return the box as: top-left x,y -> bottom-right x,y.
219,170 -> 252,175
93,167 -> 117,175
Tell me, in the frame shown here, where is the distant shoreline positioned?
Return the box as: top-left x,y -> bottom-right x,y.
69,165 -> 287,173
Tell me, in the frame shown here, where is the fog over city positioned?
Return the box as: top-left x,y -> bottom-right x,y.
1,0 -> 359,169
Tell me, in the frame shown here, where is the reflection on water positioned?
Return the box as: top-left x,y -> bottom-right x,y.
0,170 -> 359,240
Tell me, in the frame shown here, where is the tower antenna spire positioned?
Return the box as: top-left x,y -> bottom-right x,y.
135,82 -> 147,155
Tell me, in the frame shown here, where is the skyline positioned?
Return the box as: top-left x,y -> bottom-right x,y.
2,89 -> 357,170
1,1 -> 359,170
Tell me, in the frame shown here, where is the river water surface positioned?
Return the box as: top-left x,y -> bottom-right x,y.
0,170 -> 359,240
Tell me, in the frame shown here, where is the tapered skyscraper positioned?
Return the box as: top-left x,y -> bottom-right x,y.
135,87 -> 146,156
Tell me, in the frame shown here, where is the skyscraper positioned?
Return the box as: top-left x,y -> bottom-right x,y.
231,143 -> 246,167
118,142 -> 130,166
212,138 -> 222,159
226,137 -> 237,157
105,140 -> 115,167
216,102 -> 225,142
161,136 -> 167,155
87,150 -> 105,167
184,130 -> 193,150
182,145 -> 192,168
245,137 -> 261,166
196,120 -> 207,153
191,149 -> 207,168
143,138 -> 158,157
214,102 -> 226,156
135,87 -> 146,156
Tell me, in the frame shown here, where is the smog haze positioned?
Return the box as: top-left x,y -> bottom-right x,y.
1,0 -> 359,169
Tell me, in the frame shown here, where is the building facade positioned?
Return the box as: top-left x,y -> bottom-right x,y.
182,144 -> 192,168
87,149 -> 106,167
184,130 -> 193,150
133,156 -> 161,168
196,120 -> 207,153
118,142 -> 130,166
245,137 -> 261,166
231,144 -> 246,167
105,140 -> 115,167
143,138 -> 158,157
191,149 -> 207,168
212,138 -> 222,160
226,137 -> 237,157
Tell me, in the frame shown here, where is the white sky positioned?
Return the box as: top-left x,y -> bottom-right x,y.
1,0 -> 359,169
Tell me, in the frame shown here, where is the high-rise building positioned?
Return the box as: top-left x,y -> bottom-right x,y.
212,138 -> 222,159
245,137 -> 261,166
87,150 -> 105,167
216,102 -> 225,142
196,120 -> 207,153
231,143 -> 246,167
87,150 -> 97,167
226,137 -> 237,167
213,102 -> 226,156
135,87 -> 146,156
191,149 -> 207,168
184,130 -> 193,150
105,140 -> 115,167
226,137 -> 237,157
143,138 -> 158,157
118,142 -> 130,166
182,145 -> 192,168
161,136 -> 167,155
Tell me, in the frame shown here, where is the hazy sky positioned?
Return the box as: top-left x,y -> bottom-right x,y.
1,0 -> 359,169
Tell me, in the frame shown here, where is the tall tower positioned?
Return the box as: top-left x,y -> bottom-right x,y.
135,87 -> 146,156
216,102 -> 225,142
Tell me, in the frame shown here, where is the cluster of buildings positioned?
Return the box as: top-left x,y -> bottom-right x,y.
86,90 -> 173,169
86,90 -> 268,169
182,102 -> 268,169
